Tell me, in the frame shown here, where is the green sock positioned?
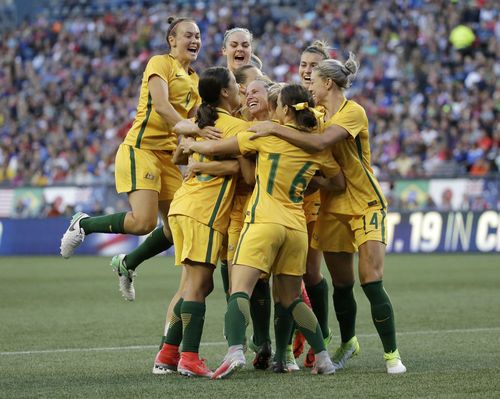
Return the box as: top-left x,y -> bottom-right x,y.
274,303 -> 294,361
362,280 -> 397,353
165,298 -> 184,347
250,279 -> 271,346
220,260 -> 230,302
333,284 -> 357,343
123,227 -> 172,271
288,299 -> 325,354
306,278 -> 330,339
80,212 -> 126,234
225,292 -> 250,346
180,301 -> 206,353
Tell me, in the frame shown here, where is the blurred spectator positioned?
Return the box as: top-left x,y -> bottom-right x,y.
0,0 -> 498,190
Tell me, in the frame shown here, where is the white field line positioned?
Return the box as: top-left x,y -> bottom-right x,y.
1,326 -> 499,357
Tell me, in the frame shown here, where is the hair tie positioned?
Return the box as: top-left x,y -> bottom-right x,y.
292,102 -> 309,111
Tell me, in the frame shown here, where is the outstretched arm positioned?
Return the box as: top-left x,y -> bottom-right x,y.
182,136 -> 242,157
187,159 -> 240,177
249,122 -> 349,153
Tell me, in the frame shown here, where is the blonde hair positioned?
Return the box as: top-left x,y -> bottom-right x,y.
222,27 -> 253,48
302,40 -> 330,60
314,52 -> 359,89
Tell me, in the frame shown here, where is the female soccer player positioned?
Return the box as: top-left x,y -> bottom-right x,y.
249,54 -> 407,374
159,66 -> 251,378
59,17 -> 219,300
295,40 -> 332,368
182,84 -> 345,379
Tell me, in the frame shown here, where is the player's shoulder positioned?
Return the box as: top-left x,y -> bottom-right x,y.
343,99 -> 367,118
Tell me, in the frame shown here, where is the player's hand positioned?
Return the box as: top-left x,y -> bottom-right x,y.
173,119 -> 199,136
179,137 -> 195,155
248,121 -> 277,140
198,126 -> 222,140
183,158 -> 199,181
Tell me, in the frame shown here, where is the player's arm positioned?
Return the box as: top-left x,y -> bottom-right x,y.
173,137 -> 191,165
248,121 -> 348,152
149,76 -> 221,140
237,155 -> 256,186
316,153 -> 346,193
310,172 -> 346,193
188,160 -> 240,176
149,75 -> 184,126
182,136 -> 242,157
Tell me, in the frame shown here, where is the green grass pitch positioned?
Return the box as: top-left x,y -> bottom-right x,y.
1,254 -> 499,398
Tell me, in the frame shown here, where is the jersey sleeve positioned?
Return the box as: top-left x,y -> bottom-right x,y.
236,131 -> 259,155
331,103 -> 367,139
144,55 -> 172,84
319,150 -> 341,178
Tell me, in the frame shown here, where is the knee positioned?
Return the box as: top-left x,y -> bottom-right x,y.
133,218 -> 157,235
303,269 -> 322,286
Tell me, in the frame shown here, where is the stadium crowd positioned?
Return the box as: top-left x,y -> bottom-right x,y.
0,0 -> 498,188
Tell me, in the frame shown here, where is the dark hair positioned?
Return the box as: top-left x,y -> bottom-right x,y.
166,17 -> 196,50
280,84 -> 317,130
196,67 -> 231,128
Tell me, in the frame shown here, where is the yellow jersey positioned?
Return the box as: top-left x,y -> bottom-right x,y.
124,54 -> 201,151
237,127 -> 341,232
169,109 -> 252,233
321,99 -> 387,215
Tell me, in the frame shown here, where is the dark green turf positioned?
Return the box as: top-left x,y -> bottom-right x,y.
1,255 -> 499,398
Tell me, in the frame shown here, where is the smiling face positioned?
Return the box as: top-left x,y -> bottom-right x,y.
308,69 -> 329,105
168,21 -> 201,64
223,31 -> 252,72
299,51 -> 325,89
246,80 -> 269,120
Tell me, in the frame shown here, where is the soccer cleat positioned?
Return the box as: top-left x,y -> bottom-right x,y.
384,349 -> 407,374
285,345 -> 300,371
60,212 -> 88,258
311,350 -> 336,375
152,343 -> 179,375
251,340 -> 272,370
212,345 -> 246,380
293,330 -> 306,358
178,352 -> 213,378
305,329 -> 333,368
111,254 -> 136,301
332,336 -> 360,370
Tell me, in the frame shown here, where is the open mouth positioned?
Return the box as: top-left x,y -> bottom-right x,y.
303,75 -> 311,82
234,55 -> 245,62
187,47 -> 198,55
247,100 -> 259,110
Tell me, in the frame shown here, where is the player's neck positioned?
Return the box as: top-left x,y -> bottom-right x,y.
323,92 -> 346,119
218,99 -> 233,114
170,52 -> 191,71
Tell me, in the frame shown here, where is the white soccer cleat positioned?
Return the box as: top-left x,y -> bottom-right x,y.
60,212 -> 88,258
311,350 -> 336,375
285,346 -> 300,371
212,345 -> 246,380
385,349 -> 407,374
111,254 -> 136,301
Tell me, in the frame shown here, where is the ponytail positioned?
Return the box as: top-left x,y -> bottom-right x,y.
196,103 -> 219,129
